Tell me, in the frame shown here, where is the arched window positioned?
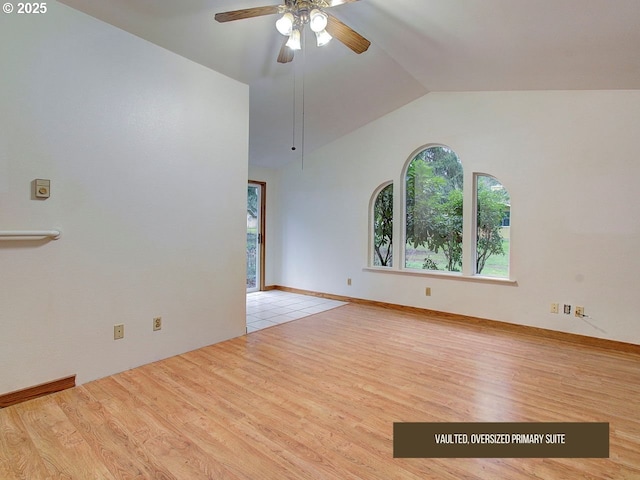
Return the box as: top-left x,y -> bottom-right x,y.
371,182 -> 393,267
404,145 -> 463,272
368,144 -> 513,281
475,174 -> 511,278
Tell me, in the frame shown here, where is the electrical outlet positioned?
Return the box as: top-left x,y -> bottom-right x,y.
425,287 -> 432,296
564,304 -> 572,315
114,324 -> 124,340
550,303 -> 559,314
575,306 -> 584,318
153,316 -> 162,331
347,278 -> 352,286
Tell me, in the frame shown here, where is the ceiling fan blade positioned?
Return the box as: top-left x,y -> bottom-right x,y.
328,0 -> 360,6
277,38 -> 294,64
215,5 -> 281,23
325,14 -> 370,54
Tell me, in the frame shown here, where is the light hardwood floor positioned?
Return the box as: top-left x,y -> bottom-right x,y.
1,303 -> 639,479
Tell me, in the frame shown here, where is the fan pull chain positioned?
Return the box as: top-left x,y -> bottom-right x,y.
291,68 -> 296,151
289,30 -> 306,170
301,30 -> 306,170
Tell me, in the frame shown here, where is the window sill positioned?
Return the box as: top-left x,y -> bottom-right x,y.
362,267 -> 518,286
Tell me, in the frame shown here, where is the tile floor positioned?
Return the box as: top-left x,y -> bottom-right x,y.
246,290 -> 348,333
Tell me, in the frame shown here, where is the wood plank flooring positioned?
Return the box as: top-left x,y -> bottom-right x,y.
1,303 -> 639,479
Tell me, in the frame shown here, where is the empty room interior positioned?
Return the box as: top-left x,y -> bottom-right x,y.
1,0 -> 639,478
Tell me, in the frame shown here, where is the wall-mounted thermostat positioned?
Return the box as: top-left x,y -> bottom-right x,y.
34,179 -> 50,199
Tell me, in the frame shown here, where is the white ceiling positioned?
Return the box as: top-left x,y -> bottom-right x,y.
59,0 -> 640,168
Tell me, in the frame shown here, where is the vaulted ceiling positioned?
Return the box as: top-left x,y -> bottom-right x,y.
59,0 -> 640,168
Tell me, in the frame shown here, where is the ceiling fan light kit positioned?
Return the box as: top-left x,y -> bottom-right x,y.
275,12 -> 294,35
309,9 -> 328,32
315,29 -> 333,46
215,0 -> 370,63
286,28 -> 302,50
277,4 -> 332,48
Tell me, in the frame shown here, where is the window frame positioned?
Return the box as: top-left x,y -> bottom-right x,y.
369,180 -> 394,269
401,143 -> 464,275
473,173 -> 511,280
364,144 -> 516,285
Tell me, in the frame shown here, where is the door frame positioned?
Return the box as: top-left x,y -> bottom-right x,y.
248,180 -> 266,292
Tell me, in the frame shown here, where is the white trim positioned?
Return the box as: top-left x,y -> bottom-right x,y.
362,266 -> 517,285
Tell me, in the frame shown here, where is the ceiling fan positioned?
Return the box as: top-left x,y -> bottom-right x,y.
215,0 -> 371,63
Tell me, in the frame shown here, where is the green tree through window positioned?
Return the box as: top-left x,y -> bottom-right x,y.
373,183 -> 393,267
476,175 -> 510,277
405,146 -> 464,272
371,145 -> 511,279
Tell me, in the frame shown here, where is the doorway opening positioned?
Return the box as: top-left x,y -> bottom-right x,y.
247,181 -> 265,292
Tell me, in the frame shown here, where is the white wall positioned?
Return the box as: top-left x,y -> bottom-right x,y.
0,3 -> 249,393
278,90 -> 640,345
